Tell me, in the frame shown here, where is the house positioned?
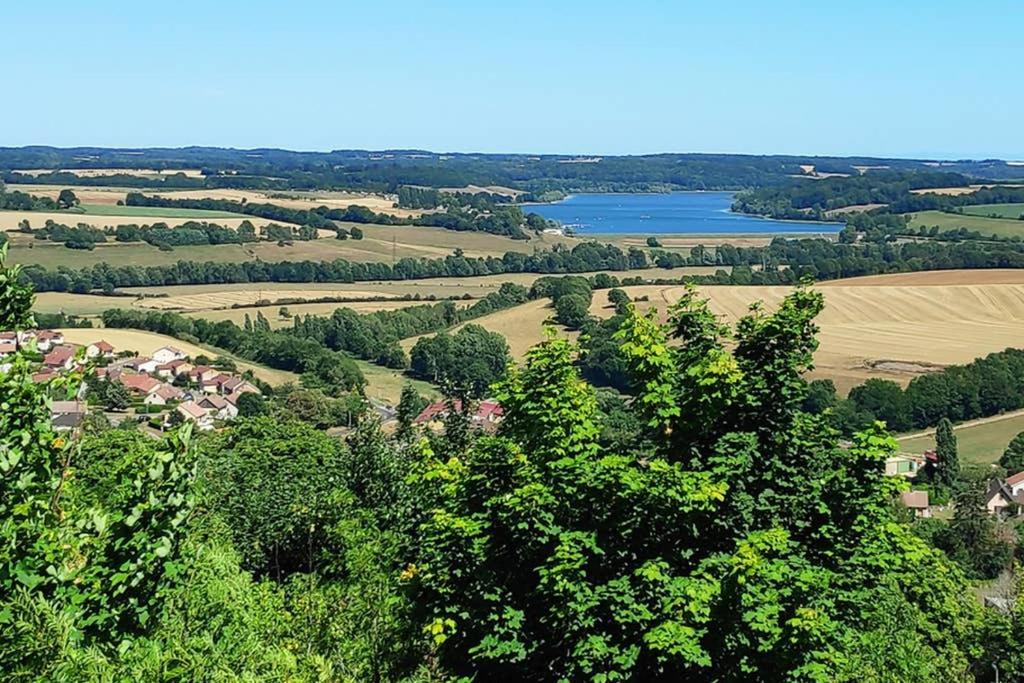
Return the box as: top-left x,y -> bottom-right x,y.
32,369 -> 56,383
152,345 -> 187,365
155,358 -> 191,379
885,454 -> 924,478
1007,471 -> 1024,497
202,373 -> 233,394
899,490 -> 931,518
0,340 -> 16,358
188,365 -> 220,383
984,479 -> 1024,516
118,373 -> 162,396
221,376 -> 260,396
123,356 -> 159,374
43,346 -> 76,371
85,340 -> 115,359
50,400 -> 87,431
35,330 -> 64,351
198,393 -> 237,419
414,399 -> 504,431
177,400 -> 214,430
144,384 -> 186,407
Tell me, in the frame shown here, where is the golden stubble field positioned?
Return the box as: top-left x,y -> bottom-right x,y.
7,185 -> 422,219
0,210 -> 293,231
405,270 -> 1024,394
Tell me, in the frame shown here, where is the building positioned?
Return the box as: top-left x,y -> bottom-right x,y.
222,376 -> 260,396
35,330 -> 64,352
144,384 -> 186,407
198,393 -> 237,419
155,358 -> 191,379
189,365 -> 221,384
899,490 -> 931,518
152,346 -> 187,365
177,400 -> 214,430
201,373 -> 234,394
414,399 -> 504,431
123,356 -> 159,374
51,400 -> 87,432
1006,471 -> 1024,497
85,340 -> 115,359
43,346 -> 76,371
885,454 -> 925,478
985,479 -> 1024,516
118,373 -> 162,396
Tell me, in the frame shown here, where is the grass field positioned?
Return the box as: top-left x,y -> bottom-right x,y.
897,411 -> 1024,466
960,203 -> 1024,220
55,328 -> 298,386
906,210 -> 1024,238
355,360 -> 440,406
910,184 -> 1024,196
420,270 -> 1024,395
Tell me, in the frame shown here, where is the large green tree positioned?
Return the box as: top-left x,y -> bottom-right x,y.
411,285 -> 979,681
934,417 -> 960,490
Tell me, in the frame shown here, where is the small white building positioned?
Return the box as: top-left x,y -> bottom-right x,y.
152,346 -> 187,365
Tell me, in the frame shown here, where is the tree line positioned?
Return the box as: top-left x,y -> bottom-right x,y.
126,192 -> 548,239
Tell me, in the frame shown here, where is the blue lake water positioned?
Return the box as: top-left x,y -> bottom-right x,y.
524,192 -> 842,235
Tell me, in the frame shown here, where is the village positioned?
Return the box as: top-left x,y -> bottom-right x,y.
0,328 -> 262,434
6,327 -> 1023,525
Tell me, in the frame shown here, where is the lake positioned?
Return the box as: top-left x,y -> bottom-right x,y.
524,192 -> 842,235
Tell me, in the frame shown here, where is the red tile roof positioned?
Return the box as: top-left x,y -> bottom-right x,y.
92,340 -> 114,352
1007,471 -> 1024,488
43,346 -> 75,366
119,374 -> 161,394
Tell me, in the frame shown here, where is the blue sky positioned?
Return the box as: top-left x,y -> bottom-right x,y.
3,1 -> 1021,158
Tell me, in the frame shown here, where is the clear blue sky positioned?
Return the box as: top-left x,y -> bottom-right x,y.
4,0 -> 1021,159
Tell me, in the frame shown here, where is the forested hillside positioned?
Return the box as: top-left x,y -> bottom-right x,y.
3,147 -> 1021,193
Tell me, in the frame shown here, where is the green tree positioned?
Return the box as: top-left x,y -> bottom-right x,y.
235,391 -> 268,417
104,380 -> 131,411
607,287 -> 631,315
56,189 -> 79,210
395,383 -> 428,440
350,226 -> 364,240
412,286 -> 980,680
1000,432 -> 1024,475
646,236 -> 661,247
802,378 -> 837,414
934,417 -> 960,489
554,293 -> 590,329
936,475 -> 1014,579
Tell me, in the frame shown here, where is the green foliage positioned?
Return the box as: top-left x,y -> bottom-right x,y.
412,286 -> 981,680
396,383 -> 428,441
1000,432 -> 1024,475
934,418 -> 960,490
409,324 -> 510,398
554,293 -> 591,329
197,417 -> 350,577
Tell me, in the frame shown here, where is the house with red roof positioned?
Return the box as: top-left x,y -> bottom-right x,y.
86,340 -> 115,359
414,399 -> 504,431
118,373 -> 162,396
43,346 -> 75,371
177,400 -> 214,430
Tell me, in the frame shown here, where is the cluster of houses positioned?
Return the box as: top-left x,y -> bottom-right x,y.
889,449 -> 1024,519
413,398 -> 504,432
0,329 -> 261,432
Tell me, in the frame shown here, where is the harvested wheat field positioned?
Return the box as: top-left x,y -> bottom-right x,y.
137,289 -> 406,312
0,210 -> 293,231
909,184 -> 1024,196
422,270 -> 1024,395
16,168 -> 205,178
55,328 -> 297,385
147,188 -> 423,218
